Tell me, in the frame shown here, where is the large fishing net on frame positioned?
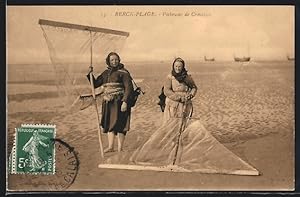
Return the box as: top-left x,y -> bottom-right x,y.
39,19 -> 129,111
40,19 -> 259,176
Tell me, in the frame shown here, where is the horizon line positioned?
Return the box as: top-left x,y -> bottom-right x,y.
7,59 -> 294,65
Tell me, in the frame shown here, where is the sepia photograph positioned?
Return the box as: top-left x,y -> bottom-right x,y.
6,5 -> 294,191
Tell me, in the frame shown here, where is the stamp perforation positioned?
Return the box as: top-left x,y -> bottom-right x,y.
9,130 -> 17,174
21,124 -> 56,128
9,124 -> 57,175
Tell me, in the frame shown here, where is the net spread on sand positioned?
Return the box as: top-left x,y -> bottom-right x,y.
40,19 -> 259,176
99,118 -> 259,175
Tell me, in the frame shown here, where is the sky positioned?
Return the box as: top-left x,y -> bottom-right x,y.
7,6 -> 294,63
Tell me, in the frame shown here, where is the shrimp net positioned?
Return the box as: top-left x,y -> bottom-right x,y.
39,19 -> 258,176
100,117 -> 259,175
39,19 -> 129,111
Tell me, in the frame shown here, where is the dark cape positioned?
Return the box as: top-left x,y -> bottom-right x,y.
87,64 -> 134,135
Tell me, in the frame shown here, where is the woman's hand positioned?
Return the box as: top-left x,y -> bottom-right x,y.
186,93 -> 193,100
121,102 -> 128,112
181,93 -> 193,102
88,65 -> 93,74
180,95 -> 187,103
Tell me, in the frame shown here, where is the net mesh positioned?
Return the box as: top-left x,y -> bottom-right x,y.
40,20 -> 258,175
100,117 -> 258,175
40,21 -> 128,111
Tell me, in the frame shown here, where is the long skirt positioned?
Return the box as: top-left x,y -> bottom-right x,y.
101,99 -> 131,135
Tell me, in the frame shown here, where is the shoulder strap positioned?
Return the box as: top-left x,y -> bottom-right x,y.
118,68 -> 130,74
119,68 -> 139,88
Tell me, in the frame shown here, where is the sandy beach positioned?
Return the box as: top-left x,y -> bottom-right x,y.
7,60 -> 294,191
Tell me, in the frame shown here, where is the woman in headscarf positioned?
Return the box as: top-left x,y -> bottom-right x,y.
128,57 -> 198,165
163,57 -> 198,124
87,52 -> 134,153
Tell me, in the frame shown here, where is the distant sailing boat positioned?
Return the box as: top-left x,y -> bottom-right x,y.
204,56 -> 215,61
287,55 -> 294,61
234,56 -> 251,62
234,42 -> 251,62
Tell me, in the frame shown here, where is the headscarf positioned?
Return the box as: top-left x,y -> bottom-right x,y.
106,52 -> 124,73
171,57 -> 188,83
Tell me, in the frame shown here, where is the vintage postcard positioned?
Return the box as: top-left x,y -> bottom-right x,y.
7,6 -> 294,191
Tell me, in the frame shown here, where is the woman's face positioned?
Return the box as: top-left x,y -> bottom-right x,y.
174,61 -> 184,73
109,54 -> 120,67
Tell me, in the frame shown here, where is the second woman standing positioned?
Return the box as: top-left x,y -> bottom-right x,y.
163,57 -> 198,124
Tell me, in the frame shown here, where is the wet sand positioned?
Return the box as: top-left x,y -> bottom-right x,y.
7,61 -> 294,191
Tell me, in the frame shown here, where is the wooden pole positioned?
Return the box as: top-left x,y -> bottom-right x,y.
39,19 -> 129,37
89,31 -> 104,159
172,101 -> 188,165
97,164 -> 259,176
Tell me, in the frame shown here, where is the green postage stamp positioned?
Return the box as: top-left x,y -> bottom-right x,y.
9,124 -> 56,174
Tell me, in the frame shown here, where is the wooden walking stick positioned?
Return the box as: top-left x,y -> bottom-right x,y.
89,30 -> 104,159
